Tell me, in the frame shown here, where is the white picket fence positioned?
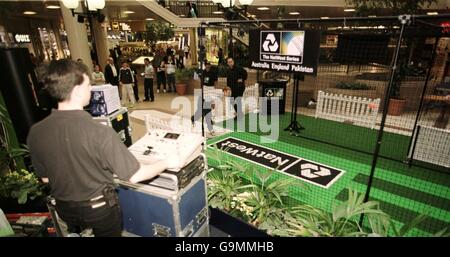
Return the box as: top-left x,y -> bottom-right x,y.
315,90 -> 380,129
130,110 -> 230,135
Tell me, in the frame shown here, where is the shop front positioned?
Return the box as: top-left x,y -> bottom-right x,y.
0,16 -> 69,62
204,28 -> 228,65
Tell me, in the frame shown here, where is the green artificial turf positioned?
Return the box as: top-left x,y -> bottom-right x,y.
208,113 -> 450,236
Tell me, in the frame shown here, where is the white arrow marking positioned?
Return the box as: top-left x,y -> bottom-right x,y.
262,40 -> 270,51
316,167 -> 331,177
301,169 -> 318,178
266,33 -> 276,44
269,41 -> 279,52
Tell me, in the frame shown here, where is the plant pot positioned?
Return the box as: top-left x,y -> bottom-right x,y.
388,98 -> 406,116
175,83 -> 187,96
209,207 -> 270,237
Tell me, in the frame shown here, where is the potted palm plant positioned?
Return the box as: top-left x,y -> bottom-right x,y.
174,68 -> 195,96
387,63 -> 408,116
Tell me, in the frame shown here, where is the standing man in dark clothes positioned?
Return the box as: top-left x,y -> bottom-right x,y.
26,59 -> 181,237
104,57 -> 119,96
191,61 -> 218,134
217,48 -> 224,65
226,57 -> 247,120
142,58 -> 155,102
118,61 -> 136,107
156,59 -> 167,93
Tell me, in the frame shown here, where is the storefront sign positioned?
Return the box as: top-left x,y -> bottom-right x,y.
249,29 -> 321,75
210,137 -> 344,188
14,34 -> 31,43
120,23 -> 131,31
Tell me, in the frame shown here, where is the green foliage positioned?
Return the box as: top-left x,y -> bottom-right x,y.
206,148 -> 435,237
175,68 -> 195,83
284,189 -> 388,237
390,63 -> 426,99
336,81 -> 370,90
346,0 -> 437,16
144,22 -> 175,46
0,95 -> 28,174
240,168 -> 304,226
0,169 -> 46,204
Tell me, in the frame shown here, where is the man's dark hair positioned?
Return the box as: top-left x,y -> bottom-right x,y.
44,59 -> 89,102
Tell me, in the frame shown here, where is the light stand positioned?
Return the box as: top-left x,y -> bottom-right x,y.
284,74 -> 305,136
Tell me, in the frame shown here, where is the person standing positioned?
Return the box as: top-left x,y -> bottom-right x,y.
156,60 -> 167,93
184,45 -> 190,60
91,64 -> 105,85
166,55 -> 176,93
104,58 -> 119,95
127,59 -> 140,102
177,48 -> 185,69
191,61 -> 218,134
26,59 -> 179,237
142,58 -> 155,102
118,61 -> 136,107
226,57 -> 247,120
217,48 -> 224,65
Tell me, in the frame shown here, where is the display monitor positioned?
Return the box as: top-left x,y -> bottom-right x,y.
164,133 -> 180,139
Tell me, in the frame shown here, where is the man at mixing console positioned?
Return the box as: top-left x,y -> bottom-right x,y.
27,59 -> 182,237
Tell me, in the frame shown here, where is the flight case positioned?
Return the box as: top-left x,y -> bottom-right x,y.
117,158 -> 209,237
93,107 -> 132,147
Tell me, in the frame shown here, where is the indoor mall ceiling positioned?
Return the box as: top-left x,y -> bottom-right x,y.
1,0 -> 448,23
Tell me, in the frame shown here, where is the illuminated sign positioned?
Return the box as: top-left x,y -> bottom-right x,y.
14,34 -> 31,43
249,29 -> 321,75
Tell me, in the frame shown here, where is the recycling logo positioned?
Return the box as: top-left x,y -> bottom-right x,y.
300,164 -> 331,178
265,89 -> 274,97
262,33 -> 279,52
282,159 -> 345,188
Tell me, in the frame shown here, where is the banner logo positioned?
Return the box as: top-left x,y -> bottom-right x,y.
262,33 -> 279,52
210,137 -> 345,188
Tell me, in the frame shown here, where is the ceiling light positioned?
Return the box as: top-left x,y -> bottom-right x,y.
179,14 -> 186,17
344,8 -> 355,12
62,0 -> 79,9
221,0 -> 236,8
213,11 -> 224,14
320,17 -> 330,19
146,18 -> 154,21
368,15 -> 377,18
23,11 -> 37,15
257,7 -> 269,11
289,12 -> 300,15
239,0 -> 254,5
427,12 -> 438,15
248,14 -> 256,18
46,5 -> 60,9
123,11 -> 135,14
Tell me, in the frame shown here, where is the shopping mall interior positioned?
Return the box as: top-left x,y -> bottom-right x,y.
0,0 -> 449,239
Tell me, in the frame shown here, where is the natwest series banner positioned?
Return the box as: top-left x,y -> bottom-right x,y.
249,29 -> 321,75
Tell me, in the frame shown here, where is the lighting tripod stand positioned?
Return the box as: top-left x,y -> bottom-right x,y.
284,74 -> 305,136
